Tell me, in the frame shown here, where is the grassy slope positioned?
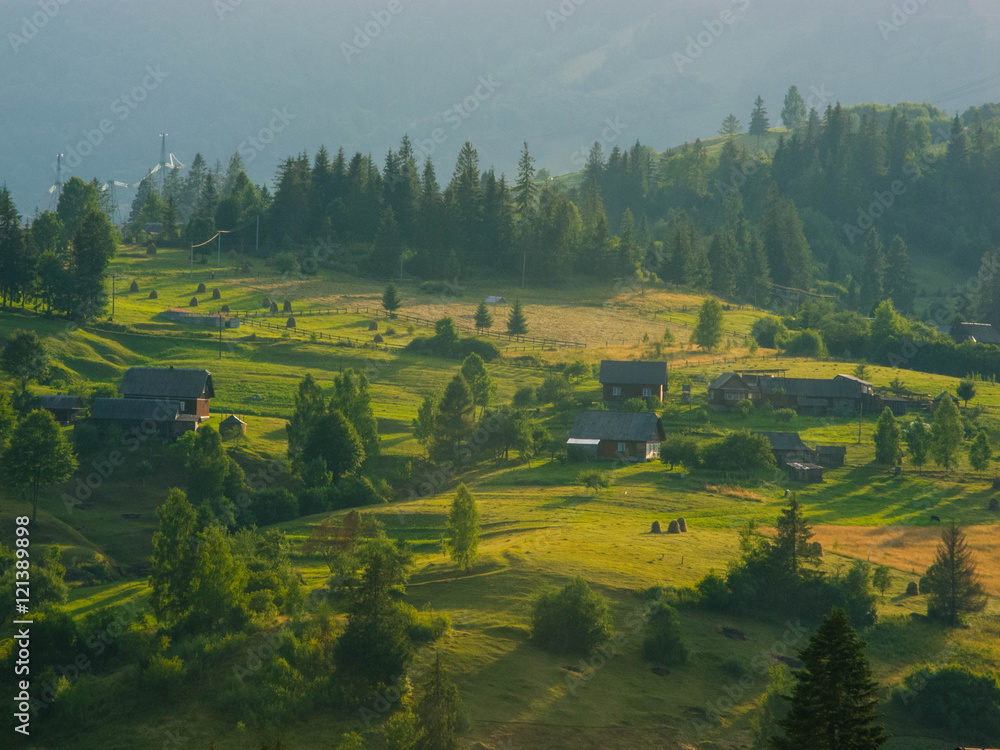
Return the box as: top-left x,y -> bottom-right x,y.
2,250 -> 998,749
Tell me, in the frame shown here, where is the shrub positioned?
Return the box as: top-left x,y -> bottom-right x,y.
274,252 -> 298,274
250,488 -> 299,526
455,337 -> 501,362
660,435 -> 701,470
536,373 -> 573,406
775,408 -> 796,423
752,317 -> 788,349
896,664 -> 1000,742
297,487 -> 330,516
622,397 -> 649,412
402,605 -> 452,643
144,654 -> 186,692
642,602 -> 688,666
578,469 -> 612,492
736,399 -> 754,419
532,577 -> 613,656
780,329 -> 827,358
512,386 -> 535,407
330,475 -> 385,510
701,431 -> 777,474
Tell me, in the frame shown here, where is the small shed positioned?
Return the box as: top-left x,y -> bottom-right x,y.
816,445 -> 847,468
485,295 -> 507,305
219,414 -> 247,436
38,394 -> 84,425
755,432 -> 817,468
566,438 -> 600,460
787,462 -> 824,483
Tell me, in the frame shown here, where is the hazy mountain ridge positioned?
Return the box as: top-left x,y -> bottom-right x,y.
2,0 -> 999,212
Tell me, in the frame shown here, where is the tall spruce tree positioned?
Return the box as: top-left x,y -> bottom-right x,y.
749,96 -> 770,144
473,302 -> 493,332
781,86 -> 807,130
924,522 -> 987,626
772,608 -> 889,749
859,228 -> 886,314
774,494 -> 816,578
507,298 -> 528,338
415,654 -> 461,750
431,374 -> 475,463
513,142 -> 537,222
883,235 -> 915,313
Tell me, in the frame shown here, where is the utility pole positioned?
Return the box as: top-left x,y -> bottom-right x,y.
400,254 -> 404,283
857,399 -> 864,444
255,214 -> 260,257
218,315 -> 223,359
217,232 -> 222,268
111,274 -> 115,318
190,244 -> 193,277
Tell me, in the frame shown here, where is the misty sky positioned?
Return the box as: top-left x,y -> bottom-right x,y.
2,0 -> 999,213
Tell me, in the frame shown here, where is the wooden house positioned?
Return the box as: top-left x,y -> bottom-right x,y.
599,360 -> 668,403
120,367 -> 215,421
707,372 -> 753,409
953,322 -> 1000,345
88,398 -> 199,437
567,411 -> 665,462
757,374 -> 875,416
38,395 -> 84,425
816,445 -> 847,468
755,432 -> 817,468
787,462 -> 825,483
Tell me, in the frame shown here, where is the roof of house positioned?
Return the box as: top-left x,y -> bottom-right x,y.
599,360 -> 668,386
708,372 -> 750,390
38,395 -> 83,410
758,376 -> 869,399
92,398 -> 181,421
120,367 -> 214,400
568,411 -> 665,442
485,295 -> 506,304
933,391 -> 957,402
220,415 -> 246,426
958,322 -> 1000,345
754,432 -> 812,452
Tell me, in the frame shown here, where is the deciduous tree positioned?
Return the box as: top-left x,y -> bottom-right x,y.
1,409 -> 77,522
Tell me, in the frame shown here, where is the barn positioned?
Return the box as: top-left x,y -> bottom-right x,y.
120,366 -> 215,421
755,432 -> 818,468
567,411 -> 665,462
38,395 -> 84,425
599,360 -> 668,403
88,398 -> 199,437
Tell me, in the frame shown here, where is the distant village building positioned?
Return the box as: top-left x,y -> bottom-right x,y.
787,461 -> 825,483
567,410 -> 665,462
120,366 -> 215,421
952,322 -> 1000,345
599,360 -> 668,403
89,398 -> 199,437
754,431 -> 818,468
219,414 -> 247,436
816,445 -> 847,468
160,308 -> 240,329
38,395 -> 84,426
708,371 -> 878,416
931,392 -> 958,412
485,295 -> 507,305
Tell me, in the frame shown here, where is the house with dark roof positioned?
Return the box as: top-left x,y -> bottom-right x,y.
89,398 -> 199,437
754,432 -> 818,468
567,411 -> 665,462
38,395 -> 84,425
120,367 -> 214,420
707,372 -> 753,409
953,322 -> 1000,345
757,374 -> 875,416
599,360 -> 668,403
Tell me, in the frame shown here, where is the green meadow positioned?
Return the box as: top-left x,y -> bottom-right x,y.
1,248 -> 998,749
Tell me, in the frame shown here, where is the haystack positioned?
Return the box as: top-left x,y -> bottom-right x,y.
270,302 -> 278,313
650,521 -> 661,534
211,288 -> 221,300
129,280 -> 139,292
373,333 -> 384,343
220,304 -> 231,313
189,297 -> 198,307
676,517 -> 688,533
283,300 -> 292,312
197,282 -> 206,293
286,317 -> 296,328
666,520 -> 680,534
368,321 -> 379,331
905,581 -> 919,596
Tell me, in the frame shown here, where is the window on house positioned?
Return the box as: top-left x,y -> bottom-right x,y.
178,402 -> 185,412
617,442 -> 626,453
642,387 -> 651,397
612,386 -> 622,396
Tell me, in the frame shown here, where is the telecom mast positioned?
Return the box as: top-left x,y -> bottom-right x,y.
48,153 -> 64,209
